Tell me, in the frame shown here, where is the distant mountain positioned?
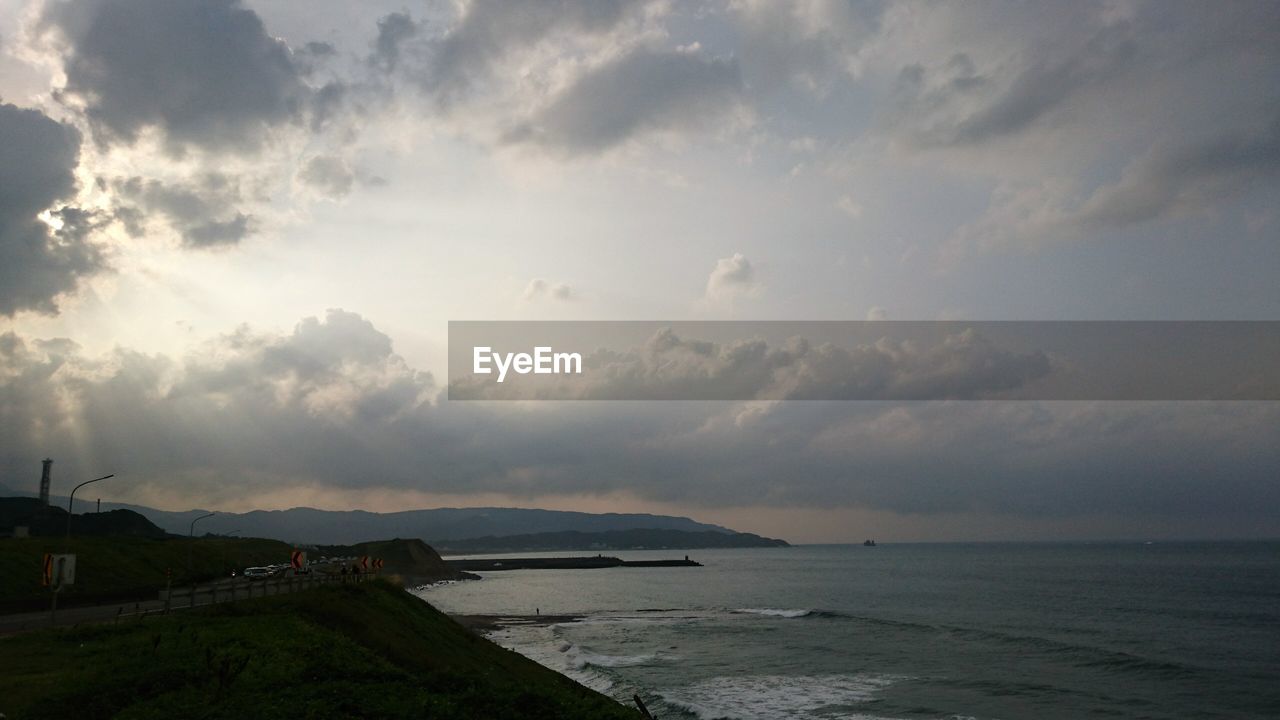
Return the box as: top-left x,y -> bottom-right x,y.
0,483 -> 744,545
433,528 -> 790,554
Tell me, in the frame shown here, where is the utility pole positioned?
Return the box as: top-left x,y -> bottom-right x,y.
53,473 -> 113,626
188,512 -> 215,608
66,474 -> 114,545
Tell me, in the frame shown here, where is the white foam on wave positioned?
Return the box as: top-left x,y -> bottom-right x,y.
658,673 -> 897,720
576,610 -> 719,627
734,607 -> 814,618
571,648 -> 677,669
483,623 -> 617,694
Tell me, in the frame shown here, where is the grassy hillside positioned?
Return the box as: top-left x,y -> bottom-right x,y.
315,537 -> 466,582
0,580 -> 639,720
1,498 -> 167,538
0,536 -> 293,612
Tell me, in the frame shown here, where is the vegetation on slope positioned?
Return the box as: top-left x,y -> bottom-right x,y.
0,535 -> 293,613
314,537 -> 469,582
1,498 -> 168,538
0,580 -> 639,720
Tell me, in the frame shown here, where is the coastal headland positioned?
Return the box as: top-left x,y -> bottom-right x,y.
0,580 -> 641,719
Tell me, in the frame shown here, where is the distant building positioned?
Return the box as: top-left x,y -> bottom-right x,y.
39,458 -> 52,507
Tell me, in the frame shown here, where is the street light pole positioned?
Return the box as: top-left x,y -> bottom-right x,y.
189,512 -> 216,538
66,474 -> 114,543
53,472 -> 113,624
187,512 -> 215,608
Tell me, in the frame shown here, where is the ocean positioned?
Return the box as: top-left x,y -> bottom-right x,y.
417,542 -> 1280,719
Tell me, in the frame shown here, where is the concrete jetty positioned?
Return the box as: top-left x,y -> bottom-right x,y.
444,556 -> 701,571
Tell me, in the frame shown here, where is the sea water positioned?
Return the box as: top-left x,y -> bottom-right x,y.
417,542 -> 1280,719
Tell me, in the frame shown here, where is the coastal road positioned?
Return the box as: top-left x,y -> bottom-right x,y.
0,573 -> 365,635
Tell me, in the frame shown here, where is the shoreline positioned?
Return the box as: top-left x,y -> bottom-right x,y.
451,612 -> 584,634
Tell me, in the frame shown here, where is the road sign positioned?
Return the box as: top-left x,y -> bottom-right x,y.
290,550 -> 307,570
42,553 -> 76,587
358,555 -> 369,571
372,558 -> 384,570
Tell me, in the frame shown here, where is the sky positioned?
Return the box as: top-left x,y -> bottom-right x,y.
1,0 -> 1278,542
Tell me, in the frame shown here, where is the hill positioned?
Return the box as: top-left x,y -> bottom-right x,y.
315,538 -> 473,583
0,497 -> 167,538
127,505 -> 734,545
435,528 -> 790,554
0,580 -> 639,719
0,486 -> 740,544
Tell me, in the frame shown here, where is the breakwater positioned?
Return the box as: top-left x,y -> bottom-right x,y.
445,556 -> 701,571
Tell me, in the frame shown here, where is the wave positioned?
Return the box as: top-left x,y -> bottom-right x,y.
734,607 -> 814,618
571,648 -> 676,669
728,607 -> 1208,680
483,625 -> 617,694
657,673 -> 898,720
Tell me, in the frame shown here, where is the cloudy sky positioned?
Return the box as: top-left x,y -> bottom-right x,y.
1,0 -> 1278,542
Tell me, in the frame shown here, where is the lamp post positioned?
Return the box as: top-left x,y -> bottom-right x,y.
189,512 -> 216,538
187,512 -> 214,607
53,472 -> 112,624
66,474 -> 114,543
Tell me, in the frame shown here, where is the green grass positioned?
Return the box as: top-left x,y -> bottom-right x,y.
0,536 -> 294,612
0,580 -> 638,720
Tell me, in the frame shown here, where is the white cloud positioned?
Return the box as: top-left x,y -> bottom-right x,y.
836,194 -> 864,218
524,278 -> 574,302
704,252 -> 756,301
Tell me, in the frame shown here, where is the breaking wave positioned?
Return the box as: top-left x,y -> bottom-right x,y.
733,608 -> 813,618
658,673 -> 898,720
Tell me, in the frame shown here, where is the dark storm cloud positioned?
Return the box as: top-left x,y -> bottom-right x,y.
110,174 -> 253,248
887,24 -> 1139,148
503,47 -> 742,153
372,1 -> 742,152
417,0 -> 643,107
953,109 -> 1280,250
296,155 -> 356,199
0,103 -> 104,316
1078,114 -> 1280,229
883,2 -> 1280,151
728,0 -> 884,95
0,310 -> 444,502
41,0 -> 315,154
4,313 -> 1276,532
370,12 -> 417,73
